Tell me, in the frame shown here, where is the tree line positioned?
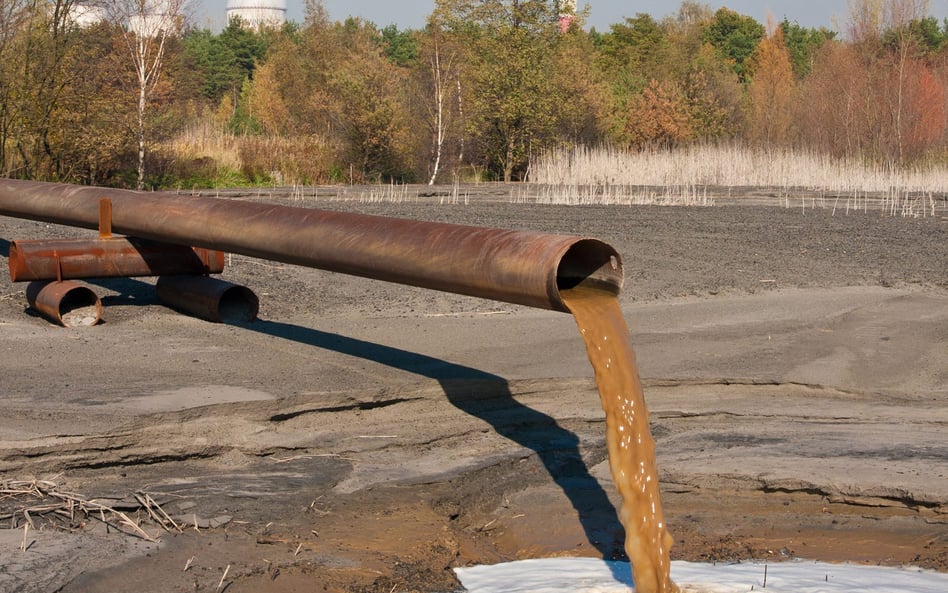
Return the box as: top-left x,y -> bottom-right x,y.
0,0 -> 946,188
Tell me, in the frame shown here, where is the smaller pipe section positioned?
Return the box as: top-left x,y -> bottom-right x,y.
9,237 -> 225,282
26,281 -> 102,328
156,275 -> 258,324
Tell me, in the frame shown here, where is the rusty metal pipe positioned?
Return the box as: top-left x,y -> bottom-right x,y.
26,280 -> 102,327
156,275 -> 259,323
9,237 -> 224,282
0,180 -> 622,312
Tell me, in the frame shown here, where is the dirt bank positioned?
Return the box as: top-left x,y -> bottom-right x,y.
0,188 -> 946,592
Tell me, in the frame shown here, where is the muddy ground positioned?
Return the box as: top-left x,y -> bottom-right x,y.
0,185 -> 946,592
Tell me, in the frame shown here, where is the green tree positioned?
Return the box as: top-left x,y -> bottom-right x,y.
702,7 -> 765,81
597,13 -> 668,77
380,24 -> 419,66
218,16 -> 268,81
181,29 -> 240,102
779,18 -> 836,78
433,0 -> 575,181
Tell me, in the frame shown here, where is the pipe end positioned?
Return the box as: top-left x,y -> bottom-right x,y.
26,281 -> 102,327
555,239 -> 624,310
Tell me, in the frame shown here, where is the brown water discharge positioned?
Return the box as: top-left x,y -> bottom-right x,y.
562,287 -> 679,593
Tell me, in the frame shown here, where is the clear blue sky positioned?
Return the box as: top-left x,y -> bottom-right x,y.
192,1 -> 948,33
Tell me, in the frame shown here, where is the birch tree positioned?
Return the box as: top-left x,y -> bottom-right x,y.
106,0 -> 186,189
417,21 -> 462,184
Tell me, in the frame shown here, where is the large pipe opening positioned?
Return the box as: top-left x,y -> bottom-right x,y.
26,280 -> 102,327
555,239 -> 623,303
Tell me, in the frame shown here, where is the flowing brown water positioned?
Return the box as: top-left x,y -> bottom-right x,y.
562,286 -> 679,593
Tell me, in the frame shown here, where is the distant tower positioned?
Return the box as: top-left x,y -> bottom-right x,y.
226,0 -> 286,29
558,0 -> 576,32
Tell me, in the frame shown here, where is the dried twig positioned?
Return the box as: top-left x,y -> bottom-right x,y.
1,479 -> 178,542
217,564 -> 230,591
133,492 -> 182,533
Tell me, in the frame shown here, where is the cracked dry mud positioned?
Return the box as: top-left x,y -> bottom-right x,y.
1,188 -> 946,593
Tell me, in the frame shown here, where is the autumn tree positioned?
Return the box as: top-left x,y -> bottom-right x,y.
881,0 -> 936,160
414,18 -> 464,184
622,78 -> 691,148
2,0 -> 87,179
0,0 -> 30,174
681,43 -> 743,141
433,0 -> 576,181
248,5 -> 413,182
745,26 -> 796,146
106,0 -> 187,189
51,21 -> 133,184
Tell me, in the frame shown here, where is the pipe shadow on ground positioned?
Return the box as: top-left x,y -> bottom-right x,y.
24,274 -> 628,579
237,318 -> 630,581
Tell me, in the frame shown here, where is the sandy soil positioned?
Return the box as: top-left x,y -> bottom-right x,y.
0,186 -> 946,593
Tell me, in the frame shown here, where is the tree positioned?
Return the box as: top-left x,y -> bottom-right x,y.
52,21 -> 132,184
248,7 -> 414,182
779,18 -> 836,78
380,24 -> 419,66
682,44 -> 743,140
746,27 -> 796,146
415,21 -> 463,184
597,13 -> 668,77
703,7 -> 765,81
623,79 -> 691,147
106,0 -> 187,189
0,0 -> 30,175
433,0 -> 574,181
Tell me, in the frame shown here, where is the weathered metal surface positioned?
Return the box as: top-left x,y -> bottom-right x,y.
156,275 -> 258,323
9,237 -> 225,282
26,280 -> 102,327
0,180 -> 623,312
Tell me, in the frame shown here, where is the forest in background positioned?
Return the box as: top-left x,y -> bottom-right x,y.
0,0 -> 946,189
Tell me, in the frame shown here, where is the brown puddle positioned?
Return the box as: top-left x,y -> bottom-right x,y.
562,286 -> 679,593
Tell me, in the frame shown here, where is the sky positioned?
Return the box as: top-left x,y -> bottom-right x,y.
193,0 -> 948,33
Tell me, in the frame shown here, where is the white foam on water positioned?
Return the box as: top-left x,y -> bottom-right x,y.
454,557 -> 948,593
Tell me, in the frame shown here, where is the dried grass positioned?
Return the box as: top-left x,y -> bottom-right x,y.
0,479 -> 182,542
528,144 -> 946,216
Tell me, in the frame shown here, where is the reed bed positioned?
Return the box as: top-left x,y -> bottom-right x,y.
529,145 -> 946,215
512,183 -> 714,206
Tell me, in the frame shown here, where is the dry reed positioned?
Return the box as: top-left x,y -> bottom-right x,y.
529,144 -> 946,216
0,479 -> 181,542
